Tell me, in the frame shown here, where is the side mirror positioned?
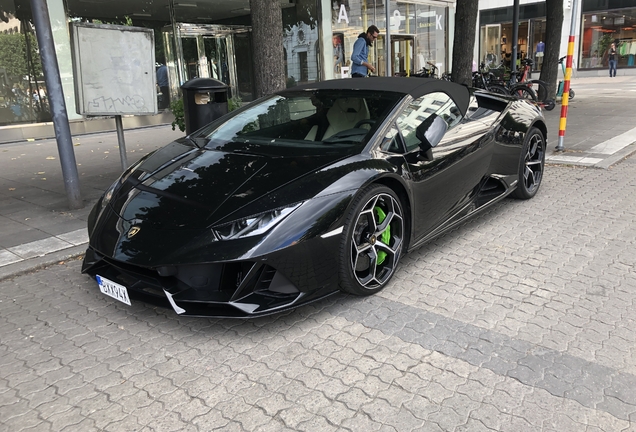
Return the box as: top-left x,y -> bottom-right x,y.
415,114 -> 448,159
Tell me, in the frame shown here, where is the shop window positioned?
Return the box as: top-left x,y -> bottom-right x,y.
0,14 -> 49,126
581,9 -> 636,69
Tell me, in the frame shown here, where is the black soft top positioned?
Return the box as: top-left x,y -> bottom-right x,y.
286,77 -> 471,116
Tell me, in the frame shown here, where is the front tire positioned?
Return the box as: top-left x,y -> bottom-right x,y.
511,127 -> 545,200
339,185 -> 404,296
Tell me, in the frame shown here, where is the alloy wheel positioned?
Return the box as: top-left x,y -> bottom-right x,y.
350,192 -> 403,290
523,132 -> 544,194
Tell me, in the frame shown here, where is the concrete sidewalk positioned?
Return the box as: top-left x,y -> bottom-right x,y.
543,75 -> 636,168
0,125 -> 184,278
1,75 -> 636,277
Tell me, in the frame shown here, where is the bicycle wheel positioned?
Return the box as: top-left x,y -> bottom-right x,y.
487,84 -> 509,95
527,79 -> 551,102
509,84 -> 537,101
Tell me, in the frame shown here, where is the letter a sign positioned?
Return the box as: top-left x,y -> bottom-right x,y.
338,4 -> 349,24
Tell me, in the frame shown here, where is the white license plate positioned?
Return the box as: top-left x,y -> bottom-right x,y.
96,275 -> 131,306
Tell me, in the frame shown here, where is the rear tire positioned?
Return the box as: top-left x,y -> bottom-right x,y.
510,84 -> 537,101
569,89 -> 575,100
339,185 -> 404,296
487,84 -> 509,96
511,127 -> 545,200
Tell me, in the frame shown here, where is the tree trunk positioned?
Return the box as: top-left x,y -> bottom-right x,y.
451,1 -> 478,86
539,0 -> 564,100
249,0 -> 286,98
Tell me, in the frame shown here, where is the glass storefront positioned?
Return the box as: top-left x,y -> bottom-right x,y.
480,20 -> 545,71
479,3 -> 547,73
580,8 -> 636,69
480,24 -> 502,67
0,7 -> 50,126
1,0 -> 451,131
64,1 -> 255,107
530,19 -> 547,72
331,1 -> 450,78
479,0 -> 636,73
0,0 -> 317,129
161,24 -> 251,104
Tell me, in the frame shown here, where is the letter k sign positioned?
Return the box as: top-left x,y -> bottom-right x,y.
436,14 -> 443,30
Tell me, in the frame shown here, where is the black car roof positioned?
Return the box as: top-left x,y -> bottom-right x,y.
285,77 -> 471,116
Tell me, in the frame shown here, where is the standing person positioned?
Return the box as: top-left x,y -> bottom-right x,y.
351,25 -> 380,77
608,43 -> 617,77
156,63 -> 170,109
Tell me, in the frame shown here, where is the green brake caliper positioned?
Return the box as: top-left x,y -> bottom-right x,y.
374,206 -> 391,265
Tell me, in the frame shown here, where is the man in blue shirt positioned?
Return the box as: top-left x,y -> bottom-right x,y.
351,25 -> 380,77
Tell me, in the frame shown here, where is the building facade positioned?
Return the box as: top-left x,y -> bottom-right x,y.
476,0 -> 636,76
0,0 -> 456,141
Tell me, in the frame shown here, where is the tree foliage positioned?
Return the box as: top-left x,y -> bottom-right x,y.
0,31 -> 42,80
451,1 -> 478,86
539,0 -> 564,99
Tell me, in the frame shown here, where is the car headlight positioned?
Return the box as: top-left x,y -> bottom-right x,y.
212,203 -> 302,240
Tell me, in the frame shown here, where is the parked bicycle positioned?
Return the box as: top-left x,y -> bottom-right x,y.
472,63 -> 509,95
413,62 -> 440,79
508,58 -> 556,111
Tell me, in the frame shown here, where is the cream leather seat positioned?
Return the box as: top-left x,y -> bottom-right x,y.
323,97 -> 370,139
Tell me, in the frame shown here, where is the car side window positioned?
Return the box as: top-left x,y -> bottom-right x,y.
380,125 -> 403,153
396,92 -> 463,153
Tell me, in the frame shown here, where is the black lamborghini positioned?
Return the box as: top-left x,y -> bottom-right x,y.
82,77 -> 547,317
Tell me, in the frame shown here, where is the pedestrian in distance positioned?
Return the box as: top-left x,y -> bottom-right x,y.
156,63 -> 170,109
351,25 -> 380,78
608,43 -> 617,77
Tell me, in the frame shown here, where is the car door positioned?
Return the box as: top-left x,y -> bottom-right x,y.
398,92 -> 495,242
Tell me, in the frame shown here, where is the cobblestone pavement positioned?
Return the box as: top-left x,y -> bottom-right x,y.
2,156 -> 636,432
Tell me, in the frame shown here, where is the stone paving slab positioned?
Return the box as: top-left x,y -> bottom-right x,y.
2,156 -> 636,431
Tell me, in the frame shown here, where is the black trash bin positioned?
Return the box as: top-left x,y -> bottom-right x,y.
181,78 -> 229,134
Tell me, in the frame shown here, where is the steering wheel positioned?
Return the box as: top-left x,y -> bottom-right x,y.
354,119 -> 376,129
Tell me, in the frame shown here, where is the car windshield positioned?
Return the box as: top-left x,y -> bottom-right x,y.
196,90 -> 403,156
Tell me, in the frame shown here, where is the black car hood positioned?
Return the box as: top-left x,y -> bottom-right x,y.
109,140 -> 346,229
